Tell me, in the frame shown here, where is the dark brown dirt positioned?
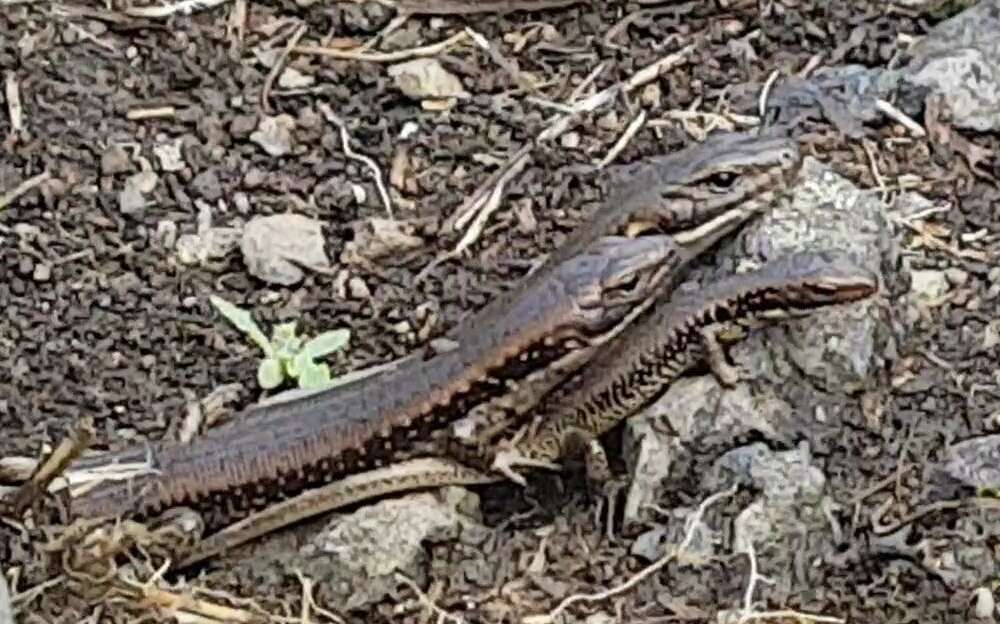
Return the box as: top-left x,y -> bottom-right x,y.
2,1 -> 998,623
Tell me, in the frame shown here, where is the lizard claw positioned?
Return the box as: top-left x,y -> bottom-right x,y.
491,450 -> 564,487
491,451 -> 528,487
714,362 -> 750,388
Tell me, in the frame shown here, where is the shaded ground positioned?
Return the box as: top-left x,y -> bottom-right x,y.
1,1 -> 999,622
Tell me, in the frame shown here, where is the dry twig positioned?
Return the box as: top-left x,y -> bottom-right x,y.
395,573 -> 463,624
295,31 -> 468,63
123,0 -> 232,17
596,109 -> 646,169
0,171 -> 50,211
875,98 -> 925,138
425,44 -> 696,278
5,72 -> 22,134
8,418 -> 94,515
294,569 -> 345,624
317,103 -> 394,219
261,23 -> 308,114
128,578 -> 260,622
738,543 -> 775,617
393,0 -> 581,14
126,107 -> 176,121
758,69 -> 779,120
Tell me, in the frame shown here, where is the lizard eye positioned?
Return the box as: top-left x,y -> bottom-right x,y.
706,171 -> 738,191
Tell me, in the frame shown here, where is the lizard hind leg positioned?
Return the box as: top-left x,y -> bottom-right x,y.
558,430 -> 627,541
490,425 -> 564,487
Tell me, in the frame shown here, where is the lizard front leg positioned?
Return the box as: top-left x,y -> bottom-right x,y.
698,323 -> 751,388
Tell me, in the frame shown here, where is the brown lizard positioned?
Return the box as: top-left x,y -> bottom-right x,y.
177,252 -> 877,566
66,132 -> 801,533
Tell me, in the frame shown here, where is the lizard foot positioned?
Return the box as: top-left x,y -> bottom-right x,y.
700,325 -> 751,388
584,439 -> 626,540
491,450 -> 562,487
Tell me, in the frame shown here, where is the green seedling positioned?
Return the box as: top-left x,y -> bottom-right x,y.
210,295 -> 350,390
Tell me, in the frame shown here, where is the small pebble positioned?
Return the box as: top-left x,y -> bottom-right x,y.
597,111 -> 619,131
909,269 -> 949,300
347,276 -> 371,299
233,192 -> 251,214
32,263 -> 51,282
101,144 -> 132,175
640,83 -> 661,108
278,67 -> 314,89
429,337 -> 459,354
972,586 -> 995,619
251,114 -> 296,157
230,115 -> 258,138
156,220 -> 178,249
561,132 -> 580,149
944,267 -> 969,286
351,183 -> 367,205
192,169 -> 222,201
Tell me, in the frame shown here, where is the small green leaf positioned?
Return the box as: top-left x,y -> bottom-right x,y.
271,322 -> 302,360
298,362 -> 331,388
257,357 -> 285,389
302,329 -> 351,359
288,349 -> 315,378
210,295 -> 274,356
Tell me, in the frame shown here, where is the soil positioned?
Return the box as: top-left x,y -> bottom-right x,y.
1,1 -> 999,623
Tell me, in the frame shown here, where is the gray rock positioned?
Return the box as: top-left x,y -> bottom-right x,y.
629,525 -> 670,561
32,263 -> 51,282
294,487 -> 484,610
945,266 -> 971,286
191,168 -> 222,201
897,0 -> 1000,132
910,269 -> 950,300
622,377 -> 788,527
153,139 -> 185,173
250,114 -> 296,157
118,170 -> 158,216
706,443 -> 826,507
719,444 -> 832,588
972,586 -> 996,619
723,157 -> 897,393
942,434 -> 1000,488
174,204 -> 240,265
100,144 -> 132,175
622,157 -> 902,528
240,213 -> 331,285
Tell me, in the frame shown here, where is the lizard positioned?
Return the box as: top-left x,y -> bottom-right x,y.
63,132 -> 801,535
176,252 -> 878,567
487,251 -> 880,484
